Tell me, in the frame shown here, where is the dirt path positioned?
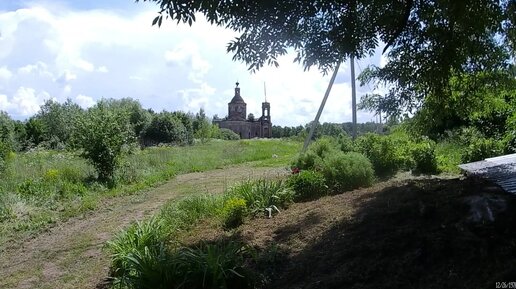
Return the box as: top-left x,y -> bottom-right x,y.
0,165 -> 288,289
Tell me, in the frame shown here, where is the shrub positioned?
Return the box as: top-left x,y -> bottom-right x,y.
411,140 -> 439,174
143,112 -> 188,145
320,152 -> 374,193
388,130 -> 417,170
462,137 -> 504,163
181,242 -> 254,289
287,170 -> 327,202
293,151 -> 322,171
222,197 -> 247,229
337,134 -> 354,153
229,179 -> 293,216
0,140 -> 10,172
355,133 -> 404,177
310,137 -> 337,159
217,128 -> 240,140
72,102 -> 135,183
293,137 -> 338,170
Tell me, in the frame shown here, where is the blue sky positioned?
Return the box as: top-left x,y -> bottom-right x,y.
0,0 -> 386,126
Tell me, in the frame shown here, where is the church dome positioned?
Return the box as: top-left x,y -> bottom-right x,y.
229,82 -> 246,104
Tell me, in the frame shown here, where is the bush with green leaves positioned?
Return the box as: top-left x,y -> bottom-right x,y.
101,98 -> 152,137
310,137 -> 337,158
287,170 -> 327,202
355,133 -> 405,177
411,140 -> 439,174
293,137 -> 339,170
320,152 -> 374,193
388,129 -> 417,170
33,99 -> 84,149
216,128 -> 240,140
293,151 -> 322,171
72,102 -> 135,183
337,134 -> 354,153
143,112 -> 188,146
462,137 -> 504,163
221,197 -> 247,229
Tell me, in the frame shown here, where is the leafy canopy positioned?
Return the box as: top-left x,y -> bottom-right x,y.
140,0 -> 513,75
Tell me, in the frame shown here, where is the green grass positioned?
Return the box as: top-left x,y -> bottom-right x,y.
0,139 -> 300,246
107,178 -> 294,289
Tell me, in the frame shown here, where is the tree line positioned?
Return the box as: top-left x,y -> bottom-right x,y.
0,98 -> 239,182
271,121 -> 386,139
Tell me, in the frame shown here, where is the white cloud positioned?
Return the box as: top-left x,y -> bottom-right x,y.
97,66 -> 108,73
6,87 -> 48,116
55,70 -> 76,84
75,94 -> 96,108
0,66 -> 12,81
165,42 -> 211,83
75,58 -> 95,72
0,94 -> 10,110
129,75 -> 143,81
63,84 -> 72,94
177,82 -> 216,112
17,61 -> 54,78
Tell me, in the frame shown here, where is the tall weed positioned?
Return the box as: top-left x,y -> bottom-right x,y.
228,179 -> 293,216
108,217 -> 170,280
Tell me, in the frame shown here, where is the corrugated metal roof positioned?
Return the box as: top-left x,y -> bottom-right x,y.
459,153 -> 516,193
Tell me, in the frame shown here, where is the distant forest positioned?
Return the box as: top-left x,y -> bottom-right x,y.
271,121 -> 384,139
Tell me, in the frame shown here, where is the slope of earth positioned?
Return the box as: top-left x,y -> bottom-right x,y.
0,164 -> 288,289
189,175 -> 516,289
